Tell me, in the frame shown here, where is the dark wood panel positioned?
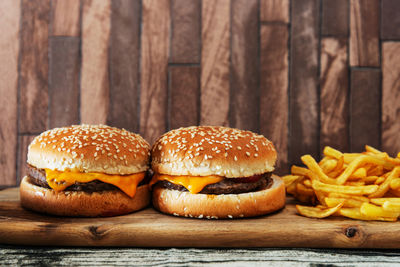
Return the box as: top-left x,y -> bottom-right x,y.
230,0 -> 258,132
200,0 -> 230,126
289,0 -> 320,164
17,135 -> 36,185
382,42 -> 400,157
108,0 -> 140,132
80,0 -> 111,124
350,0 -> 379,67
49,37 -> 80,128
0,0 -> 20,185
350,69 -> 380,152
19,0 -> 50,133
260,0 -> 289,23
320,38 -> 349,152
169,66 -> 200,129
140,0 -> 170,143
321,0 -> 349,36
381,0 -> 400,40
51,0 -> 80,36
260,25 -> 289,174
170,0 -> 200,63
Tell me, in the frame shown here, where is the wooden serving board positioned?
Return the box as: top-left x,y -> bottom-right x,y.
1,187 -> 400,248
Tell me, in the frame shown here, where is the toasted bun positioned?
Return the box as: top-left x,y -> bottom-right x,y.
28,124 -> 150,175
20,176 -> 150,217
152,175 -> 285,219
151,126 -> 277,178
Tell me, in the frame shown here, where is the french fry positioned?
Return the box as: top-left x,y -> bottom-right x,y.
328,193 -> 369,202
368,165 -> 384,177
301,155 -> 337,184
296,203 -> 344,219
360,202 -> 400,218
369,167 -> 400,198
374,177 -> 386,185
323,146 -> 343,159
365,145 -> 382,154
320,158 -> 337,173
339,208 -> 397,222
296,183 -> 315,196
325,197 -> 365,208
382,201 -> 400,212
390,178 -> 400,190
312,180 -> 378,195
361,176 -> 380,184
303,179 -> 312,188
282,175 -> 302,187
350,167 -> 367,179
370,198 -> 400,205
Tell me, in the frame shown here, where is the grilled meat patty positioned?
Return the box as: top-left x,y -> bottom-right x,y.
27,164 -> 150,193
154,172 -> 272,195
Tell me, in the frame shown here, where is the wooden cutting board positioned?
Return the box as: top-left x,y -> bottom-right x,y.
1,187 -> 400,248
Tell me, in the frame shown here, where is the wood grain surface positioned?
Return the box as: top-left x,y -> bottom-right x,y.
80,0 -> 111,125
16,135 -> 36,185
382,42 -> 400,157
289,0 -> 320,164
108,0 -> 141,133
200,0 -> 230,126
381,0 -> 400,40
0,0 -> 20,186
49,37 -> 80,128
320,38 -> 349,152
260,25 -> 289,174
260,0 -> 289,23
19,0 -> 50,133
3,187 -> 400,248
230,0 -> 259,132
321,0 -> 349,37
350,69 -> 381,152
140,0 -> 170,143
169,66 -> 200,129
350,0 -> 380,67
51,0 -> 81,36
170,0 -> 200,63
2,246 -> 400,266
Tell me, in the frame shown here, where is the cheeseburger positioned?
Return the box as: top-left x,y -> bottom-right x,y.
20,124 -> 151,217
150,126 -> 285,219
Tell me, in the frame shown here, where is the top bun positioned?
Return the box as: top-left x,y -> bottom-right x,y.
28,125 -> 150,175
151,126 -> 276,178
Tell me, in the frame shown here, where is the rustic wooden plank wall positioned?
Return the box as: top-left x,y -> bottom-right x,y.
0,0 -> 399,186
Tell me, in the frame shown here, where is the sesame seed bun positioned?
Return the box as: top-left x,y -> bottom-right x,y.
151,126 -> 277,178
20,176 -> 150,217
152,175 -> 285,219
28,124 -> 150,175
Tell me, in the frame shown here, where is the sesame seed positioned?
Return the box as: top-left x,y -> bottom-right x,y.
246,152 -> 250,157
234,156 -> 238,161
237,146 -> 242,150
254,153 -> 258,157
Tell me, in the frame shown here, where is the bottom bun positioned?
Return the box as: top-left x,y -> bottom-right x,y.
152,175 -> 285,219
20,176 -> 150,217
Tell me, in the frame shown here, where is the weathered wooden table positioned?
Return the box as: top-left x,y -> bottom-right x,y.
2,246 -> 400,266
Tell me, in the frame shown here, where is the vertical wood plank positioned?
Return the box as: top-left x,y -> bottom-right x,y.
350,69 -> 380,152
0,0 -> 20,185
350,0 -> 379,67
260,25 -> 289,174
382,42 -> 400,156
49,37 -> 80,128
108,0 -> 140,132
19,0 -> 50,133
260,0 -> 289,23
321,0 -> 349,36
51,0 -> 81,36
140,0 -> 170,143
381,0 -> 400,40
289,0 -> 320,164
81,0 -> 111,124
169,66 -> 200,129
230,0 -> 258,132
200,0 -> 230,126
170,0 -> 200,63
17,135 -> 36,185
320,38 -> 349,152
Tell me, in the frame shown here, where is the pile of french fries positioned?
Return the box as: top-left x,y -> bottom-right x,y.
283,145 -> 400,221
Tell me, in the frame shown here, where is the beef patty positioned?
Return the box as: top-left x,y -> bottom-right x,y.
27,164 -> 150,193
154,173 -> 272,195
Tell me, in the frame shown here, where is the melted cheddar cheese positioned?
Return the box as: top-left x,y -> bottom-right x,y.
149,173 -> 223,194
45,169 -> 145,198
